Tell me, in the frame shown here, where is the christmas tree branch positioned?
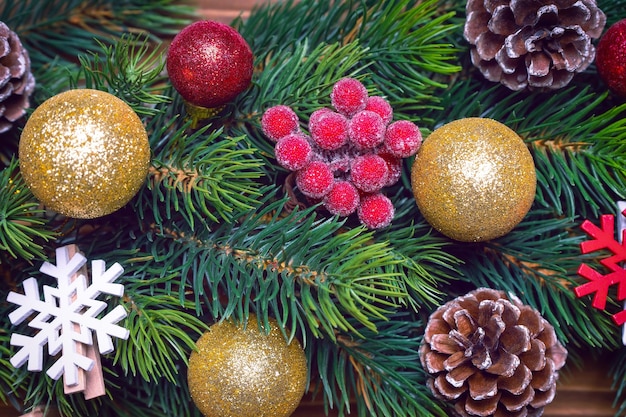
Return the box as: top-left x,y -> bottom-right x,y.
114,292 -> 207,383
72,33 -> 170,116
0,159 -> 56,262
142,119 -> 265,228
1,0 -> 193,104
312,313 -> 447,417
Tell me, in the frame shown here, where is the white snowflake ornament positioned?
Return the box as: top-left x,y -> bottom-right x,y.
7,245 -> 129,390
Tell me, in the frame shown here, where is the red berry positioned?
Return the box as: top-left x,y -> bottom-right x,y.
384,120 -> 422,158
365,96 -> 393,125
323,181 -> 360,216
262,105 -> 299,141
309,108 -> 333,126
331,77 -> 368,116
349,110 -> 386,149
275,133 -> 312,171
377,152 -> 402,187
167,21 -> 253,108
309,111 -> 348,150
296,161 -> 334,198
358,193 -> 395,229
350,154 -> 389,193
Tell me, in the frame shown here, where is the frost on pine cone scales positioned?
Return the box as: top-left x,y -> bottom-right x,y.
464,0 -> 606,90
420,288 -> 567,417
0,21 -> 35,133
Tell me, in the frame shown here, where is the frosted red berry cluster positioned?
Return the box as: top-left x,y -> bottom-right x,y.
261,77 -> 422,229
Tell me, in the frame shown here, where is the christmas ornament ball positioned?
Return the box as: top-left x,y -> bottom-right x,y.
19,89 -> 150,219
411,118 -> 536,242
187,315 -> 308,417
167,20 -> 253,108
596,19 -> 626,97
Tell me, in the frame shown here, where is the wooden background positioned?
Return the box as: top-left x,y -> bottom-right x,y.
0,1 -> 619,416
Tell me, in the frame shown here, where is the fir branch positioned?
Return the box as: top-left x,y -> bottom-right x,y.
377,195 -> 461,309
0,159 -> 56,262
72,33 -> 170,116
242,0 -> 460,124
114,291 -> 207,384
127,195 -> 411,343
0,328 -> 20,408
452,211 -> 619,349
1,0 -> 193,103
422,78 -> 626,219
142,120 -> 265,229
355,0 -> 461,115
239,40 -> 371,163
312,313 -> 447,417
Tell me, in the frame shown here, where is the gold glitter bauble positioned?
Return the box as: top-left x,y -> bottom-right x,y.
411,118 -> 536,242
187,315 -> 308,417
19,89 -> 150,219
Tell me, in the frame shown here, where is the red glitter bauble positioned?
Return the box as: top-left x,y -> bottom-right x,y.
596,19 -> 626,97
167,20 -> 253,108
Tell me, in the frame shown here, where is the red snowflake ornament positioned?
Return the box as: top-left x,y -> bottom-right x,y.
575,210 -> 626,325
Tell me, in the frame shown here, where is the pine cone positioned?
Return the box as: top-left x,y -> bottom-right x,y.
0,21 -> 35,133
464,0 -> 606,91
420,288 -> 568,417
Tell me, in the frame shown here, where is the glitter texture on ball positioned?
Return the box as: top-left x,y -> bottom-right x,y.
19,89 -> 150,219
166,20 -> 253,108
187,315 -> 308,417
596,18 -> 626,97
411,118 -> 536,242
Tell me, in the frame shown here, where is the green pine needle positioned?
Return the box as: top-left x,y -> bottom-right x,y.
0,159 -> 55,262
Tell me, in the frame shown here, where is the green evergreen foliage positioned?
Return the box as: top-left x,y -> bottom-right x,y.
1,0 -> 626,416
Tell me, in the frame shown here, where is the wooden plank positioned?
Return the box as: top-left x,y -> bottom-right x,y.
194,0 -> 283,22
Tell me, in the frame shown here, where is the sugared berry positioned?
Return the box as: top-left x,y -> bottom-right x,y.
309,111 -> 348,150
365,96 -> 393,125
357,193 -> 395,229
323,181 -> 360,216
331,78 -> 368,116
296,160 -> 334,198
275,133 -> 312,171
378,152 -> 402,187
309,108 -> 333,127
350,154 -> 389,193
384,120 -> 422,158
349,110 -> 386,149
262,105 -> 299,141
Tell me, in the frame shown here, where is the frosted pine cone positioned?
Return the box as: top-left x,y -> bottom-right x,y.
464,0 -> 606,91
0,21 -> 35,133
420,288 -> 568,417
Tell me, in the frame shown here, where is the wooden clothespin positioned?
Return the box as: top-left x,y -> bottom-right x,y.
62,244 -> 105,399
